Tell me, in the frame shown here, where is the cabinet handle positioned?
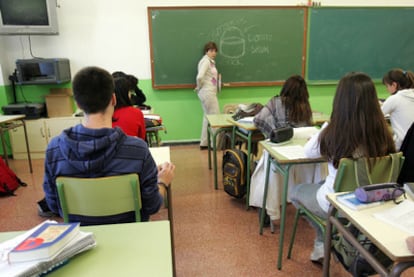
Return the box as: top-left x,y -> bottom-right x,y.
40,127 -> 45,138
48,127 -> 51,138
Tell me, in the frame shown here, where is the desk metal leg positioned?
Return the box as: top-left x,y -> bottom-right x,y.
207,124 -> 212,170
208,126 -> 233,190
212,130 -> 218,190
0,128 -> 8,165
22,120 -> 33,173
323,205 -> 335,277
245,132 -> 252,210
166,185 -> 176,277
260,156 -> 272,235
277,163 -> 292,270
390,262 -> 414,277
259,155 -> 292,269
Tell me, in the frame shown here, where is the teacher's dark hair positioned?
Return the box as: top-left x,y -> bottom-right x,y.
203,41 -> 218,54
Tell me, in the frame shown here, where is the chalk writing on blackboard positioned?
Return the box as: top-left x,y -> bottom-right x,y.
210,19 -> 273,67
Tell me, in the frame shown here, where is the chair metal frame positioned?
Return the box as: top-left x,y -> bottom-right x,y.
287,152 -> 404,260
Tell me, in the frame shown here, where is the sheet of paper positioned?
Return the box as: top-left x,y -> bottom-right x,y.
293,126 -> 319,139
237,116 -> 254,123
373,200 -> 414,235
272,145 -> 306,159
149,146 -> 171,164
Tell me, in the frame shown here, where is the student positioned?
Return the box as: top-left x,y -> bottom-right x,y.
253,75 -> 313,136
290,72 -> 396,264
195,41 -> 220,150
112,77 -> 146,140
381,68 -> 414,149
250,75 -> 325,222
112,71 -> 149,109
42,66 -> 175,224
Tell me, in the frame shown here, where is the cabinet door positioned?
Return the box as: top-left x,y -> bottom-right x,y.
45,117 -> 82,142
9,119 -> 47,159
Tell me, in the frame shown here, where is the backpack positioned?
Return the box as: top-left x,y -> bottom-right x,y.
231,103 -> 264,121
222,149 -> 248,198
0,157 -> 27,196
332,220 -> 393,276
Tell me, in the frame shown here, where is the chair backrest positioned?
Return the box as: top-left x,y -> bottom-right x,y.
398,122 -> 414,184
56,174 -> 141,223
333,152 -> 404,193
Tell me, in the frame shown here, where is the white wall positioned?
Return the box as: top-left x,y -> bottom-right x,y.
0,0 -> 413,84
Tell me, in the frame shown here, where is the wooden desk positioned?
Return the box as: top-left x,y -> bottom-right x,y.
324,194 -> 414,276
149,146 -> 175,277
0,221 -> 173,276
206,114 -> 234,190
259,139 -> 325,270
146,125 -> 167,147
312,111 -> 330,126
0,115 -> 32,173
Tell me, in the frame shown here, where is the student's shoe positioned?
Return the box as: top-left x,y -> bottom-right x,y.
310,240 -> 324,265
37,198 -> 58,218
258,208 -> 271,227
200,146 -> 208,150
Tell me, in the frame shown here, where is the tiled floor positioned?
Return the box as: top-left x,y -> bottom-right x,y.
1,144 -> 405,276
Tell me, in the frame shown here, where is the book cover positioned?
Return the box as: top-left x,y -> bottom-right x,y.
336,192 -> 382,211
8,222 -> 80,263
1,227 -> 96,277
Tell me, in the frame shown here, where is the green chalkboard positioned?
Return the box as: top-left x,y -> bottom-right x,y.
307,7 -> 414,81
148,7 -> 306,89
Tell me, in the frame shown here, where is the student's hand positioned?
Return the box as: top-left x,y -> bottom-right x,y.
157,162 -> 175,187
406,236 -> 414,254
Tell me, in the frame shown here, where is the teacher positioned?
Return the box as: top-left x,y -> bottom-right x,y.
195,41 -> 220,150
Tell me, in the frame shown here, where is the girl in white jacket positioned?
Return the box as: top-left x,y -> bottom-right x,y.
382,69 -> 414,149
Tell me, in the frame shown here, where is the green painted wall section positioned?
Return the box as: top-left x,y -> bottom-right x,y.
0,80 -> 390,146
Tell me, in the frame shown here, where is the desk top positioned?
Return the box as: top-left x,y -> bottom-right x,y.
205,114 -> 234,128
227,118 -> 257,131
327,194 -> 414,262
260,139 -> 325,165
312,111 -> 330,126
0,221 -> 173,276
0,114 -> 26,124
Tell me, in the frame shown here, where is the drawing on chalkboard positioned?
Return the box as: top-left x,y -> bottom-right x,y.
212,19 -> 272,67
220,26 -> 245,59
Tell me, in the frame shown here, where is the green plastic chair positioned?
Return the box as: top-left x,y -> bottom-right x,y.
287,152 -> 404,259
56,174 -> 142,223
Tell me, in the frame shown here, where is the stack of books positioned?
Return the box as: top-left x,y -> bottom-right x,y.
0,220 -> 96,277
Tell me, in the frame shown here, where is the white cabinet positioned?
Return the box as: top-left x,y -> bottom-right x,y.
9,117 -> 82,159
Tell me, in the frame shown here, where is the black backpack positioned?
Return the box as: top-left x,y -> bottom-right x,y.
222,149 -> 247,198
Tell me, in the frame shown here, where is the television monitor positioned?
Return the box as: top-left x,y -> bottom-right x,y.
0,0 -> 59,35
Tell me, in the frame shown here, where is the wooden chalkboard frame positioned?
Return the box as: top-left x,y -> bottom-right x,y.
148,6 -> 308,89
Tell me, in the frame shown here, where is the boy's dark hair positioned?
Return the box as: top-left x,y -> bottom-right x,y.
72,66 -> 114,114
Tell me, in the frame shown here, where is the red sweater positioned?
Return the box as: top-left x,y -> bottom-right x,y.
112,106 -> 146,140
